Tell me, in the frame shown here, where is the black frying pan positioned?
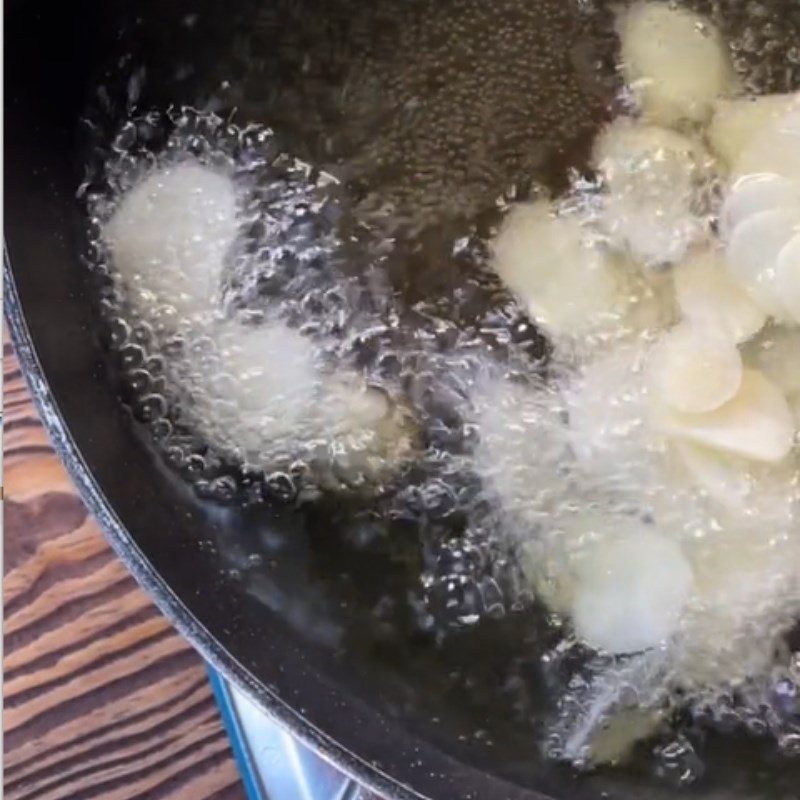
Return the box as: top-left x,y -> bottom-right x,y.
5,1 -> 800,798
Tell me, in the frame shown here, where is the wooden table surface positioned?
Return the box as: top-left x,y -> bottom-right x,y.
3,336 -> 246,800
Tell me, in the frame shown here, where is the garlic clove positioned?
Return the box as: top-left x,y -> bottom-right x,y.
708,93 -> 800,167
720,173 -> 800,241
657,369 -> 795,463
490,200 -> 621,337
734,108 -> 800,182
673,248 -> 766,343
591,120 -> 710,267
743,326 -> 800,398
572,530 -> 693,654
648,322 -> 742,414
104,162 -> 238,324
774,233 -> 800,324
725,206 -> 800,318
617,2 -> 732,126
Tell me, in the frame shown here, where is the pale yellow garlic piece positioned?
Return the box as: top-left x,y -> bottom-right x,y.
592,120 -> 706,179
619,266 -> 677,335
657,369 -> 795,463
523,513 -> 637,618
617,2 -> 732,126
725,206 -> 800,319
313,378 -> 417,487
673,249 -> 766,343
744,326 -> 800,399
720,173 -> 800,240
670,439 -> 796,524
572,530 -> 693,654
734,108 -> 800,181
708,93 -> 799,167
592,120 -> 710,266
679,527 -> 800,686
187,322 -> 414,479
320,377 -> 415,458
490,200 -> 621,337
191,320 -> 320,454
565,344 -> 651,466
774,233 -> 800,324
671,440 -> 751,509
648,322 -> 742,413
104,162 -> 238,322
588,709 -> 664,766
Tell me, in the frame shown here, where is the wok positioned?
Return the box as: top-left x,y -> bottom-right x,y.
5,1 -> 800,798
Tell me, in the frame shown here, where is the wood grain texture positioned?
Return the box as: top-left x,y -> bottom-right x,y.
3,336 -> 246,800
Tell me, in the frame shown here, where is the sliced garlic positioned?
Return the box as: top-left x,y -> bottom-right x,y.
657,369 -> 795,463
774,233 -> 800,324
725,206 -> 800,318
679,525 -> 800,686
587,709 -> 663,767
315,377 -> 417,486
565,344 -> 651,466
553,652 -> 669,767
673,248 -> 766,343
572,530 -> 693,654
104,162 -> 238,323
720,173 -> 800,241
187,319 -> 320,454
734,108 -> 800,181
617,2 -> 732,126
187,320 -> 414,482
648,322 -> 742,414
592,120 -> 710,266
743,326 -> 800,398
601,193 -> 705,269
620,265 -> 677,335
671,440 -> 751,509
708,93 -> 799,167
671,439 -> 797,526
592,121 -> 706,182
490,200 -> 621,337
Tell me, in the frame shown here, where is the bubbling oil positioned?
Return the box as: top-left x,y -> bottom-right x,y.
83,0 -> 800,791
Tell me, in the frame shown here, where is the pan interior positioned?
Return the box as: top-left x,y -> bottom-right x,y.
7,1 -> 800,798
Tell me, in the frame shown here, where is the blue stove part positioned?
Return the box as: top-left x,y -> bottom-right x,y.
208,666 -> 377,800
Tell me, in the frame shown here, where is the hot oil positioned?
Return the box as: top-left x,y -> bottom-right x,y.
231,0 -> 619,229
82,0 -> 800,795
